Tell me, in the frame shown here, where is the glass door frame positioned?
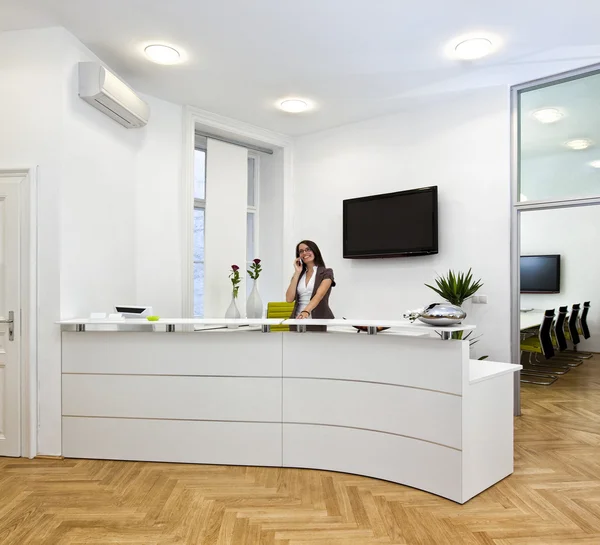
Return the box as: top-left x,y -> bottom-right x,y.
510,62 -> 600,415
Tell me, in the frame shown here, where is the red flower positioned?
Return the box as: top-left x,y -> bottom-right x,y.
231,265 -> 239,271
253,258 -> 261,264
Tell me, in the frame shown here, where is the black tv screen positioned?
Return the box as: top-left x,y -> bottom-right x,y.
343,186 -> 438,258
520,255 -> 561,293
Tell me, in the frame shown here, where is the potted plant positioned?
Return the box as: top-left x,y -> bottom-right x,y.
425,269 -> 487,357
425,269 -> 483,309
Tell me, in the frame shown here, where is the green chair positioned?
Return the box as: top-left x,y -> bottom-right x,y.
266,302 -> 294,331
520,309 -> 560,385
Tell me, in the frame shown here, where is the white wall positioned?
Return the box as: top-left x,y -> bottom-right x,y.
0,27 -> 66,455
521,206 -> 600,352
135,93 -> 183,317
59,31 -> 141,318
0,27 -> 184,455
292,87 -> 512,361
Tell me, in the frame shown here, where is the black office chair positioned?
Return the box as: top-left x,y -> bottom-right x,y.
520,309 -> 560,385
564,304 -> 592,359
551,306 -> 583,367
580,301 -> 591,339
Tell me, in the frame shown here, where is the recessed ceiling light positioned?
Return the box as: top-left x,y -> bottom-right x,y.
531,108 -> 563,124
590,160 -> 600,168
565,138 -> 592,150
454,38 -> 493,60
278,98 -> 310,113
144,44 -> 181,65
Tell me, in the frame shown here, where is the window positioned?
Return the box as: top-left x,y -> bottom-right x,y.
193,143 -> 259,315
247,154 -> 259,297
193,140 -> 206,317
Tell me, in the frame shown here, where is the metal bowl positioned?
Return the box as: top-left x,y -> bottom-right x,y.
417,303 -> 466,326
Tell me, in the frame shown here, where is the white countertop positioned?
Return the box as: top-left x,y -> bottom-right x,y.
286,319 -> 476,333
58,317 -> 477,334
469,360 -> 522,384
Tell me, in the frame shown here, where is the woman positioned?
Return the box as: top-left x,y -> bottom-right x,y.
285,240 -> 335,330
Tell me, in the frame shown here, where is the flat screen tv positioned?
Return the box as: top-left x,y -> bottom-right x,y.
520,255 -> 561,293
343,186 -> 438,258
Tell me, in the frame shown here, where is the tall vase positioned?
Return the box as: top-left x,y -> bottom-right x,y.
225,296 -> 240,329
246,280 -> 264,319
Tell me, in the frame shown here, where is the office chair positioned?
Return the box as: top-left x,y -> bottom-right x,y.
520,309 -> 560,385
580,301 -> 591,339
266,302 -> 294,331
564,304 -> 592,359
550,306 -> 583,367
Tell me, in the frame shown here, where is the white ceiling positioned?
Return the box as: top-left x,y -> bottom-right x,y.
3,0 -> 600,135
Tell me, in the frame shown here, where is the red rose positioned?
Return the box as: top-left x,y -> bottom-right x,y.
231,265 -> 239,271
253,258 -> 261,264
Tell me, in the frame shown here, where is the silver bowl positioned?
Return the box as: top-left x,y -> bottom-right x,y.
417,303 -> 466,326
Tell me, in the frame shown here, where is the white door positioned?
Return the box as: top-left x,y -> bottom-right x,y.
0,178 -> 21,457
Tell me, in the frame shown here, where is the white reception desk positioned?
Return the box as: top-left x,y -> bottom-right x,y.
58,318 -> 521,504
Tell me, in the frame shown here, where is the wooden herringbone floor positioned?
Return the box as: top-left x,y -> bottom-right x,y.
2,357 -> 600,544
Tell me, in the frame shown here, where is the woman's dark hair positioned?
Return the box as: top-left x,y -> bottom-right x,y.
296,240 -> 326,271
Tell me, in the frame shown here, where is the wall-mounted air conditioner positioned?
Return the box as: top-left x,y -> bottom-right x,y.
78,62 -> 150,128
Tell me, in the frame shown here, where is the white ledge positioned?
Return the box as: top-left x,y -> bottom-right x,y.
57,318 -> 283,326
57,317 -> 476,333
286,319 -> 476,333
469,360 -> 522,384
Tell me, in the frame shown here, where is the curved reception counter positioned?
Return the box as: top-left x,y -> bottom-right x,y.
59,318 -> 521,504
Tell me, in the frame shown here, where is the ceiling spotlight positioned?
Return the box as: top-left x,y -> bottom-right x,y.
144,44 -> 181,65
454,38 -> 493,60
531,108 -> 563,124
279,99 -> 310,113
590,160 -> 600,168
565,138 -> 592,150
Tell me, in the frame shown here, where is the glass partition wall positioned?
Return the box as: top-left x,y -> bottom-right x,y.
512,64 -> 600,415
518,68 -> 600,203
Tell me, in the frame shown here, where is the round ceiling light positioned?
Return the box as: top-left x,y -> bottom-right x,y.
144,44 -> 181,65
590,160 -> 600,168
565,138 -> 592,150
454,38 -> 493,60
531,108 -> 563,124
278,99 -> 310,113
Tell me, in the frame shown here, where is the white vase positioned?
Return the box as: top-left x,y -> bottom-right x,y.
225,296 -> 240,328
246,280 -> 263,319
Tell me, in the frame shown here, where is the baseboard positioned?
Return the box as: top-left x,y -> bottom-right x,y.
35,455 -> 65,460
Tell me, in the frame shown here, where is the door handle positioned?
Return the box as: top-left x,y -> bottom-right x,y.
0,311 -> 14,341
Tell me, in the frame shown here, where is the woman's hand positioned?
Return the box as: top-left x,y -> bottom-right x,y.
286,260 -> 303,303
297,310 -> 309,319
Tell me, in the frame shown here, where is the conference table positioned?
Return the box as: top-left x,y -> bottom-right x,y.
520,310 -> 544,331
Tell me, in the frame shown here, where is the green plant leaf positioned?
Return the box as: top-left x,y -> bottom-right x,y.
425,268 -> 483,307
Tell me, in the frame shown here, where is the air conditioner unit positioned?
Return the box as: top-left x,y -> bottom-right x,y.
78,62 -> 150,128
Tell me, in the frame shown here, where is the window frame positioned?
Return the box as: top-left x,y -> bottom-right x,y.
193,142 -> 207,317
246,152 -> 260,294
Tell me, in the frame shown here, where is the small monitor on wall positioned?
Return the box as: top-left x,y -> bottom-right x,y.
343,186 -> 438,258
520,255 -> 561,294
